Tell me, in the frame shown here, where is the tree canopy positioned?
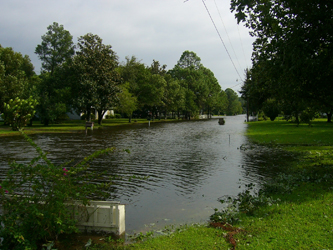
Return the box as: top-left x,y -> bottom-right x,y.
233,0 -> 333,122
2,22 -> 234,126
35,22 -> 75,75
35,22 -> 75,125
0,45 -> 37,114
71,33 -> 121,124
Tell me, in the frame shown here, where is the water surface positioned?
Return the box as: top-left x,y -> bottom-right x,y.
0,116 -> 292,234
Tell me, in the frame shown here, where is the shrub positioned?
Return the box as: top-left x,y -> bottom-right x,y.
300,107 -> 316,126
262,99 -> 280,121
115,114 -> 122,118
3,96 -> 38,130
210,183 -> 277,225
105,114 -> 115,119
0,131 -> 114,249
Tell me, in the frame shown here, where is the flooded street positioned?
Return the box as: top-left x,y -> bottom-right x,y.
0,116 -> 294,234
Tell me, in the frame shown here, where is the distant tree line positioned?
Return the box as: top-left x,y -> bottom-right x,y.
233,0 -> 333,123
0,22 -> 244,127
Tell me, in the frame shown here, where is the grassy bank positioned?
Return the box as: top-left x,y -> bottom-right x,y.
0,118 -> 182,137
231,120 -> 333,249
124,120 -> 333,249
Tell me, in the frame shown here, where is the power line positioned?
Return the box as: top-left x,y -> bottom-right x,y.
213,0 -> 242,74
237,24 -> 249,69
229,81 -> 242,89
201,0 -> 243,82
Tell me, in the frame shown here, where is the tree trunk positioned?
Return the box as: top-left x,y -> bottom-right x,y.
327,111 -> 332,123
98,110 -> 105,125
44,118 -> 49,126
295,111 -> 299,126
246,97 -> 249,122
86,107 -> 91,122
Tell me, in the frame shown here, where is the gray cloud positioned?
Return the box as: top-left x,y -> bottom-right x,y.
0,0 -> 254,93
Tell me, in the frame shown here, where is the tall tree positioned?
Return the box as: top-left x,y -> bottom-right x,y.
177,50 -> 202,70
72,33 -> 121,125
0,45 -> 37,114
116,82 -> 137,122
225,88 -> 242,116
231,0 -> 333,122
170,51 -> 224,118
162,75 -> 185,119
35,22 -> 75,75
35,22 -> 75,125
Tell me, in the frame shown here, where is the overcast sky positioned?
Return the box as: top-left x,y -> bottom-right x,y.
0,0 -> 255,93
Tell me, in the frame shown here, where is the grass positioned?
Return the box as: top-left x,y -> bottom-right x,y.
126,119 -> 333,249
231,119 -> 333,249
246,119 -> 333,145
0,118 -> 183,136
127,224 -> 230,250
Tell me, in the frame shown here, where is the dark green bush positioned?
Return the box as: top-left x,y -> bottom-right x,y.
300,107 -> 315,125
262,99 -> 280,121
0,131 -> 113,249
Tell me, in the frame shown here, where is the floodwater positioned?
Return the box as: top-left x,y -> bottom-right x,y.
0,115 -> 295,234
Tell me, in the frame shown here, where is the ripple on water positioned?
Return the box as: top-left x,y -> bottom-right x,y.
0,116 -> 289,233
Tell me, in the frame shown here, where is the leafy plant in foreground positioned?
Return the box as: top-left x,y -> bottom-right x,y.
0,130 -> 114,249
210,183 -> 277,225
3,96 -> 38,130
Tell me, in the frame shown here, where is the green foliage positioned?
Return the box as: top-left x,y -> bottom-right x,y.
3,96 -> 38,130
35,22 -> 75,75
262,99 -> 280,121
0,131 -> 114,249
0,45 -> 37,113
36,73 -> 70,125
168,51 -> 226,118
300,107 -> 316,125
210,183 -> 277,225
225,88 -> 243,115
72,33 -> 121,125
117,82 -> 137,120
233,0 -> 333,122
35,23 -> 75,125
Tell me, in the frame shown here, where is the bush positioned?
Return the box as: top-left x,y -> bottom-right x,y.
0,131 -> 114,249
115,114 -> 122,118
210,183 -> 277,225
300,107 -> 316,125
105,114 -> 115,119
3,96 -> 38,130
262,99 -> 280,121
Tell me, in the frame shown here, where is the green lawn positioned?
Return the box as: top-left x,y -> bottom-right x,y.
126,119 -> 333,249
0,118 -> 181,136
246,119 -> 333,145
